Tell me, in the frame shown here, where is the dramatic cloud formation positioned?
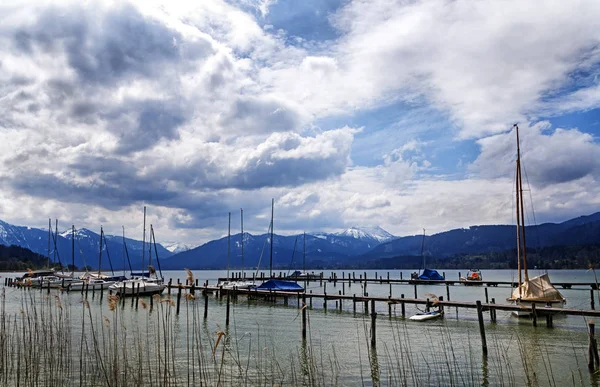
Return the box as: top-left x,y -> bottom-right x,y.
0,0 -> 598,245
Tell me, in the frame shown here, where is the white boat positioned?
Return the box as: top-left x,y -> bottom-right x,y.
108,277 -> 165,296
506,124 -> 566,316
68,278 -> 116,291
460,269 -> 483,286
409,310 -> 443,321
215,280 -> 257,290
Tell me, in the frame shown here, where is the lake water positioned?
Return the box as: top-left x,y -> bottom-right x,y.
2,268 -> 600,386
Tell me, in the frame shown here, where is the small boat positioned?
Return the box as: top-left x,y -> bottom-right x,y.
409,310 -> 444,321
460,269 -> 483,286
108,276 -> 165,296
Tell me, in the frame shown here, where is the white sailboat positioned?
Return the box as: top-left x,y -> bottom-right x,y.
506,124 -> 566,316
109,207 -> 166,296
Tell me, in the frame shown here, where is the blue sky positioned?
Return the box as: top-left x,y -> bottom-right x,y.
0,0 -> 599,246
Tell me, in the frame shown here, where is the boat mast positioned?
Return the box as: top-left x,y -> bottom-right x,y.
516,160 -> 523,296
270,198 -> 274,278
47,218 -> 51,268
142,206 -> 146,277
420,228 -> 426,273
122,226 -> 126,276
515,124 -> 529,282
98,226 -> 103,276
240,208 -> 244,278
303,231 -> 306,273
227,212 -> 231,281
72,225 -> 75,273
54,219 -> 58,267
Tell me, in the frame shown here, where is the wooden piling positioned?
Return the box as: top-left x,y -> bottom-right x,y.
353,294 -> 356,314
168,278 -> 172,295
491,298 -> 496,323
592,289 -> 596,310
446,284 -> 450,301
225,292 -> 230,326
401,294 -> 405,318
135,283 -> 140,310
589,322 -> 599,371
370,299 -> 377,348
364,300 -> 368,314
485,287 -> 489,304
100,283 -> 104,301
203,294 -> 208,320
176,285 -> 183,315
339,290 -> 343,311
302,293 -> 307,341
546,313 -> 553,328
476,300 -> 488,356
414,284 -> 417,299
531,303 -> 537,327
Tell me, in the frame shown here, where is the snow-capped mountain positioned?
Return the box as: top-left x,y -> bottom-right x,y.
0,220 -> 174,270
334,226 -> 396,243
162,241 -> 196,254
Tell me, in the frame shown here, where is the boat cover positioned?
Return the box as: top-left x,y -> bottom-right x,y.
256,279 -> 304,292
418,269 -> 444,281
508,273 -> 565,302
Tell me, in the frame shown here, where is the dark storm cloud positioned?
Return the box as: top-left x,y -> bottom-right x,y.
105,99 -> 187,154
12,4 -> 210,86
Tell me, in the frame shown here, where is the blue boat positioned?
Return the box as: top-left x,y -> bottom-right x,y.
256,279 -> 304,292
417,268 -> 444,281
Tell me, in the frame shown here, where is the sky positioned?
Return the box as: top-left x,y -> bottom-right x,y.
0,0 -> 599,246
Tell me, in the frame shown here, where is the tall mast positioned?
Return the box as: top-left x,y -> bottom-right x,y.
227,212 -> 231,281
122,226 -> 126,276
47,218 -> 51,268
240,208 -> 244,278
303,231 -> 306,273
98,226 -> 103,275
516,161 -> 522,295
270,198 -> 274,278
515,124 -> 529,282
71,225 -> 75,272
148,224 -> 153,269
54,219 -> 58,266
142,206 -> 146,276
420,228 -> 426,273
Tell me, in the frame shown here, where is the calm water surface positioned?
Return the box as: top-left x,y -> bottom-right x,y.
3,269 -> 599,386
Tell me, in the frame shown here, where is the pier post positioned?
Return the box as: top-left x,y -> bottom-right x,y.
388,298 -> 392,318
168,279 -> 172,295
85,283 -> 89,298
546,313 -> 553,328
389,283 -> 392,298
531,303 -> 537,327
476,300 -> 488,356
414,284 -> 417,299
491,298 -> 496,323
592,289 -> 596,310
401,294 -> 405,318
589,322 -> 599,371
485,287 -> 489,304
309,290 -> 313,309
400,272 -> 403,280
203,294 -> 208,320
190,282 -> 195,296
226,292 -> 230,326
446,284 -> 450,301
135,283 -> 140,310
302,293 -> 307,341
370,299 -> 377,348
364,281 -> 367,297
353,294 -> 356,314
364,300 -> 368,314
176,285 -> 183,316
100,283 -> 104,301
339,290 -> 343,311
387,272 -> 389,281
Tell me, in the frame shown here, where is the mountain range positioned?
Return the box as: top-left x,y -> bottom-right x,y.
1,213 -> 599,270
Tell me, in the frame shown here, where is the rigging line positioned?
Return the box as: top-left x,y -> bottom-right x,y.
254,220 -> 272,278
287,236 -> 298,277
521,162 -> 543,258
123,236 -> 133,273
102,232 -> 115,276
151,226 -> 164,279
50,226 -> 64,270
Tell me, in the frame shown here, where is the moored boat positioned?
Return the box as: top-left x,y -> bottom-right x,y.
460,269 -> 483,286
